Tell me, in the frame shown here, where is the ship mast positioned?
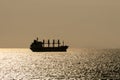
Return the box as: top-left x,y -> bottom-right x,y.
53,39 -> 55,47
36,37 -> 38,41
58,39 -> 60,47
48,39 -> 50,47
43,39 -> 45,47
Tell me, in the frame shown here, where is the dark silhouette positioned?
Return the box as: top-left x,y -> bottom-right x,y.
30,38 -> 69,52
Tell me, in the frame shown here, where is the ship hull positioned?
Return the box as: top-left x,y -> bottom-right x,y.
30,46 -> 68,52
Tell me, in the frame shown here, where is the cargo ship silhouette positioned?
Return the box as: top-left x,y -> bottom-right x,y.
30,38 -> 69,52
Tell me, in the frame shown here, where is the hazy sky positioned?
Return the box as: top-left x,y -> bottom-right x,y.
0,0 -> 120,48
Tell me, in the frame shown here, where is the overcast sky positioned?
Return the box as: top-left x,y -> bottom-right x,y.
0,0 -> 120,48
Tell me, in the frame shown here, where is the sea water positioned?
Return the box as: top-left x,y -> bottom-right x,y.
0,48 -> 119,80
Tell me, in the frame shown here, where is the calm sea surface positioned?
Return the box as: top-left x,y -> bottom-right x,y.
0,48 -> 120,80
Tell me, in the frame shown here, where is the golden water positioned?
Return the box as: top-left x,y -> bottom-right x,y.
0,48 -> 119,80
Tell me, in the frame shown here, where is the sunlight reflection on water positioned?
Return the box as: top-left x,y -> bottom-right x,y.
0,48 -> 120,80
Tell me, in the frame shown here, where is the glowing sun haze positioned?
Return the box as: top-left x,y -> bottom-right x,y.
0,0 -> 120,48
